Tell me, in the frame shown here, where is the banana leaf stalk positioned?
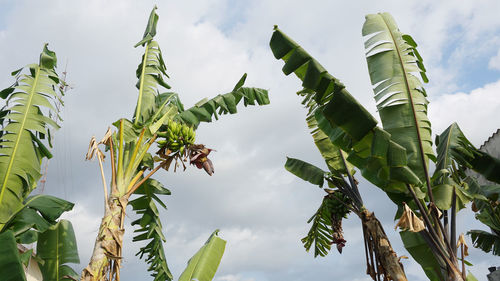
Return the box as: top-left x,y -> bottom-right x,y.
342,163 -> 407,281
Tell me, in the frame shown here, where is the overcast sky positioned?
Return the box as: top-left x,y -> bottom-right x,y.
1,0 -> 500,280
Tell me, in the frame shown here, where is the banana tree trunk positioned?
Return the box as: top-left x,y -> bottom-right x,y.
81,196 -> 128,281
360,210 -> 407,281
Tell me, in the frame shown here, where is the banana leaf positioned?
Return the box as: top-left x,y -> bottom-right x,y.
400,231 -> 444,281
363,13 -> 435,187
270,27 -> 421,200
0,230 -> 26,281
133,7 -> 171,125
130,178 -> 173,281
468,230 -> 500,256
285,157 -> 326,187
178,230 -> 226,281
0,45 -> 62,231
37,219 -> 79,281
175,74 -> 269,129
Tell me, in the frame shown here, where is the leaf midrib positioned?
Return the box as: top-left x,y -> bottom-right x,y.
0,67 -> 41,208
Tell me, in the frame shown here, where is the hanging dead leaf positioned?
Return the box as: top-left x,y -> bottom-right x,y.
86,136 -> 105,161
394,203 -> 425,232
428,202 -> 442,218
99,127 -> 113,145
457,233 -> 469,256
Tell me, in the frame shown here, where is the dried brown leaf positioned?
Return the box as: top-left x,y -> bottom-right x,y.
395,203 -> 425,232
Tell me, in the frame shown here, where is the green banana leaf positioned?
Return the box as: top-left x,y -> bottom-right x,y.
400,231 -> 444,281
302,196 -> 334,257
135,6 -> 159,47
363,13 -> 435,186
0,230 -> 26,281
4,195 -> 74,244
468,150 -> 500,184
466,178 -> 500,256
300,91 -> 354,176
270,27 -> 421,199
175,74 -> 269,129
468,230 -> 500,256
178,230 -> 226,281
0,45 -> 62,231
285,157 -> 326,187
36,219 -> 79,281
431,123 -> 476,210
133,7 -> 171,125
467,271 -> 479,281
130,178 -> 173,281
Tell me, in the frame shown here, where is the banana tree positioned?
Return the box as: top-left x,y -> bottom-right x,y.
277,38 -> 410,281
81,7 -> 269,281
270,13 -> 484,281
0,45 -> 80,280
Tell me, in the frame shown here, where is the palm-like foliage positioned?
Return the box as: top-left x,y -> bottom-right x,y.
0,45 -> 61,230
270,27 -> 421,200
130,179 -> 173,281
82,7 -> 268,281
0,46 -> 80,280
270,12 -> 496,281
273,28 -> 412,280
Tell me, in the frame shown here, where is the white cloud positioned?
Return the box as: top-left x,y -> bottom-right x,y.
216,274 -> 255,281
2,0 -> 500,281
489,49 -> 500,70
429,79 -> 500,146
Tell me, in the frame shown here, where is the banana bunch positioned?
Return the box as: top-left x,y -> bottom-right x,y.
326,191 -> 351,220
157,120 -> 196,154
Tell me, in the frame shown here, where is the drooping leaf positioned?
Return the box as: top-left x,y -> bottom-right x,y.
23,194 -> 74,222
178,230 -> 226,281
468,230 -> 500,256
175,84 -> 269,129
37,219 -> 79,281
0,45 -> 62,231
363,13 -> 435,186
0,230 -> 27,281
285,157 -> 326,187
135,6 -> 160,47
270,27 -> 421,200
301,196 -> 333,257
466,177 -> 500,256
300,91 -> 354,176
130,178 -> 173,281
301,194 -> 350,257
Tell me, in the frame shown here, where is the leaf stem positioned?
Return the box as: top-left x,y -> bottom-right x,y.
126,161 -> 164,198
109,138 -> 118,194
124,128 -> 146,179
97,153 -> 109,210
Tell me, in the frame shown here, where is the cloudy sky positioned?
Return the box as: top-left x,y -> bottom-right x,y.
1,0 -> 500,280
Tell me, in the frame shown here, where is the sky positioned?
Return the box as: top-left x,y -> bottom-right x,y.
1,0 -> 500,280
